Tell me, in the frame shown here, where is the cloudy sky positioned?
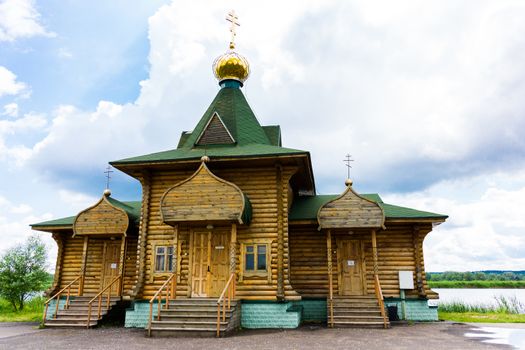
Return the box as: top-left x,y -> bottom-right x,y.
1,0 -> 525,272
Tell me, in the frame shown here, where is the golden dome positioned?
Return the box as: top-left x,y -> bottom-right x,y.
213,49 -> 250,85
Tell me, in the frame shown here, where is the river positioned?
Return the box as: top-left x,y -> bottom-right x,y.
433,288 -> 525,307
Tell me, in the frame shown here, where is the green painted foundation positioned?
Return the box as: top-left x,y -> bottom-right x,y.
125,301 -> 159,328
45,297 -> 70,320
292,298 -> 327,323
384,298 -> 438,321
241,301 -> 301,329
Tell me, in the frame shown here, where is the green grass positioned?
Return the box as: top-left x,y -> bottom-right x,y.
0,297 -> 44,322
429,280 -> 525,288
438,295 -> 525,323
439,311 -> 525,323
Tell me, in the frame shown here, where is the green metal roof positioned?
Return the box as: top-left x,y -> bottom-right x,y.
262,125 -> 281,146
289,194 -> 447,221
111,143 -> 308,165
111,86 -> 307,166
31,200 -> 141,228
181,86 -> 271,147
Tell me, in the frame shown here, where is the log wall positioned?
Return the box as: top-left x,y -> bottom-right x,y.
56,232 -> 138,296
139,164 -> 300,300
289,223 -> 435,299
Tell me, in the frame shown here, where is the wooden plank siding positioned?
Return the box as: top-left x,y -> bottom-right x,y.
138,164 -> 301,301
289,223 -> 435,299
74,198 -> 128,236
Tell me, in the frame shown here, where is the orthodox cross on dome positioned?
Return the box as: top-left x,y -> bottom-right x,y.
226,10 -> 240,49
104,165 -> 114,190
343,154 -> 354,180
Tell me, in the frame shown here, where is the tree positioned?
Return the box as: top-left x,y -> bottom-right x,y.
0,236 -> 48,311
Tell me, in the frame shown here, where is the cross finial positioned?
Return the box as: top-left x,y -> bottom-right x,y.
343,154 -> 354,180
104,165 -> 114,190
226,10 -> 240,49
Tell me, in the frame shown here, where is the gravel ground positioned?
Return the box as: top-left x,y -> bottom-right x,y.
0,322 -> 512,350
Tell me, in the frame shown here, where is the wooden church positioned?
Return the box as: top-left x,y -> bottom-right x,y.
32,12 -> 447,336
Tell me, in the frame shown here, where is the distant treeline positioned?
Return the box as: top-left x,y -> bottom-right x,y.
428,271 -> 525,282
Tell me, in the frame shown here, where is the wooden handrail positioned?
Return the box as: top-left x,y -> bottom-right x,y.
216,273 -> 236,338
43,274 -> 83,323
147,273 -> 177,337
86,275 -> 122,328
374,274 -> 388,328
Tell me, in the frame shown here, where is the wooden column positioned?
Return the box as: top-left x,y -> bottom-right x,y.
230,223 -> 237,275
413,226 -> 426,297
276,164 -> 284,300
49,233 -> 64,296
118,236 -> 126,295
174,225 -> 182,283
79,236 -> 89,296
326,229 -> 334,327
371,229 -> 379,276
133,170 -> 151,298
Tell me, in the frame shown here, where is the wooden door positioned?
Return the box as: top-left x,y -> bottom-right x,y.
102,241 -> 121,294
209,231 -> 230,297
192,231 -> 210,297
337,240 -> 365,296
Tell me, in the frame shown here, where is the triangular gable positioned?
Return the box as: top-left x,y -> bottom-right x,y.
196,112 -> 235,145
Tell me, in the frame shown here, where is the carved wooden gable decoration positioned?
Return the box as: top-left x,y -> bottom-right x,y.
196,112 -> 235,145
73,194 -> 129,236
161,162 -> 251,225
317,185 -> 385,230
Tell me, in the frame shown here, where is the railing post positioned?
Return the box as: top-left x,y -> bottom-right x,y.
216,303 -> 221,337
43,302 -> 49,323
97,296 -> 102,319
54,295 -> 60,319
87,303 -> 92,328
148,302 -> 153,337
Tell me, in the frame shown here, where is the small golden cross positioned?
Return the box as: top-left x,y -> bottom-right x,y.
226,10 -> 240,49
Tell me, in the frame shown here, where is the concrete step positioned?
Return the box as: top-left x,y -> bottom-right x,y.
333,315 -> 385,321
157,313 -> 231,321
333,320 -> 389,328
54,312 -> 106,319
151,320 -> 228,328
44,322 -> 98,328
333,310 -> 382,317
159,308 -> 233,316
64,303 -> 118,311
148,328 -> 228,338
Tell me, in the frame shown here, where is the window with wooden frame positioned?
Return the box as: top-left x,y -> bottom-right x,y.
240,240 -> 271,282
154,245 -> 174,272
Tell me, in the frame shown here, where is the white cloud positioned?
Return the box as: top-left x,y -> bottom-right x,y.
58,189 -> 97,212
0,0 -> 54,42
0,112 -> 46,166
383,169 -> 525,271
0,66 -> 28,97
2,103 -> 18,117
